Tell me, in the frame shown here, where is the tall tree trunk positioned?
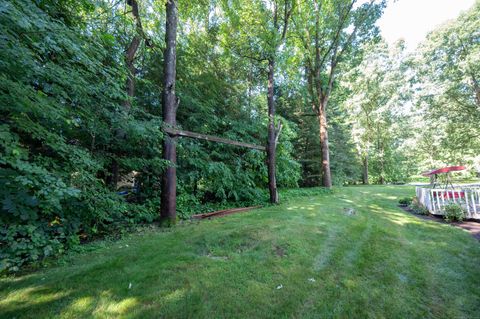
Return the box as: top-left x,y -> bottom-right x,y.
110,0 -> 142,190
267,58 -> 278,204
318,102 -> 332,187
362,155 -> 369,185
264,0 -> 292,203
377,124 -> 385,185
379,149 -> 385,184
160,0 -> 178,224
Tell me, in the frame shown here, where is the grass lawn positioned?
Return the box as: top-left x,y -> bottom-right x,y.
1,185 -> 479,318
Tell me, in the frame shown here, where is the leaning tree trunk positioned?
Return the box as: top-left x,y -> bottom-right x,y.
267,58 -> 279,204
110,0 -> 142,190
362,155 -> 369,185
122,0 -> 142,112
318,103 -> 332,188
160,0 -> 178,224
123,35 -> 140,112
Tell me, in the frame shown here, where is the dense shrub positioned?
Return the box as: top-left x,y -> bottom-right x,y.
0,1 -> 163,272
443,203 -> 465,222
398,197 -> 412,206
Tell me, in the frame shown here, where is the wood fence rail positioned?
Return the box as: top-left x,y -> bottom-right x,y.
416,186 -> 480,219
163,126 -> 266,151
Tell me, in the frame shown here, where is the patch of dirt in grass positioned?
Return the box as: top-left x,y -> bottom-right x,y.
190,231 -> 262,257
274,245 -> 286,257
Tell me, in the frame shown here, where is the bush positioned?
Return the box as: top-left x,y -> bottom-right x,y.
410,205 -> 429,215
443,203 -> 465,222
408,197 -> 429,215
0,2 -> 164,273
398,197 -> 412,206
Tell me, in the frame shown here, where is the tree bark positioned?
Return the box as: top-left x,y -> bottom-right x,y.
362,155 -> 369,185
267,57 -> 278,203
318,102 -> 332,188
376,124 -> 385,185
160,0 -> 178,224
379,153 -> 385,185
122,0 -> 143,112
123,36 -> 140,111
264,0 -> 293,204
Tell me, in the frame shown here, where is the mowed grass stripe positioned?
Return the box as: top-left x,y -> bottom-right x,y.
1,185 -> 479,318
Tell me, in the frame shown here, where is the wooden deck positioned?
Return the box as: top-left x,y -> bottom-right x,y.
416,186 -> 480,219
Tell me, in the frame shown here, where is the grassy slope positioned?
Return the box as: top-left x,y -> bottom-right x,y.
1,186 -> 479,318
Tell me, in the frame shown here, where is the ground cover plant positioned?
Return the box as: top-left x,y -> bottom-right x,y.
1,186 -> 479,318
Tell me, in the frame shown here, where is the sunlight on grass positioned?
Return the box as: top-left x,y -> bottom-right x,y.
162,289 -> 186,303
102,297 -> 138,315
0,286 -> 70,308
1,186 -> 479,318
68,296 -> 94,313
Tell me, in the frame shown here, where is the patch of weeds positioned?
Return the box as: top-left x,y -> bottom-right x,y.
273,243 -> 289,257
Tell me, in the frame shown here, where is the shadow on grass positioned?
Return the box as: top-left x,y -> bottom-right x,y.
1,185 -> 479,318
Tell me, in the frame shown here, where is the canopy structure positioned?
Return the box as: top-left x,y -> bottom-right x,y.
421,166 -> 466,176
422,165 -> 466,189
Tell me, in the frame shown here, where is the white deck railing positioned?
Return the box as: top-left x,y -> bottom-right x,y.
416,186 -> 480,219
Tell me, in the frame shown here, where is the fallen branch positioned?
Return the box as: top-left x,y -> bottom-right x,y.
191,206 -> 262,219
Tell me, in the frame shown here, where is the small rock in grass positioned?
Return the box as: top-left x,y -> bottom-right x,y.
276,284 -> 283,290
343,207 -> 356,216
398,274 -> 408,283
307,278 -> 316,282
207,253 -> 228,260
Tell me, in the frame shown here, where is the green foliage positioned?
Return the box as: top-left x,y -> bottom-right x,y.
443,203 -> 465,222
2,0 -> 476,274
408,197 -> 429,215
412,2 -> 480,173
0,0 -> 303,272
398,197 -> 412,206
0,0 -> 163,272
342,40 -> 415,184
